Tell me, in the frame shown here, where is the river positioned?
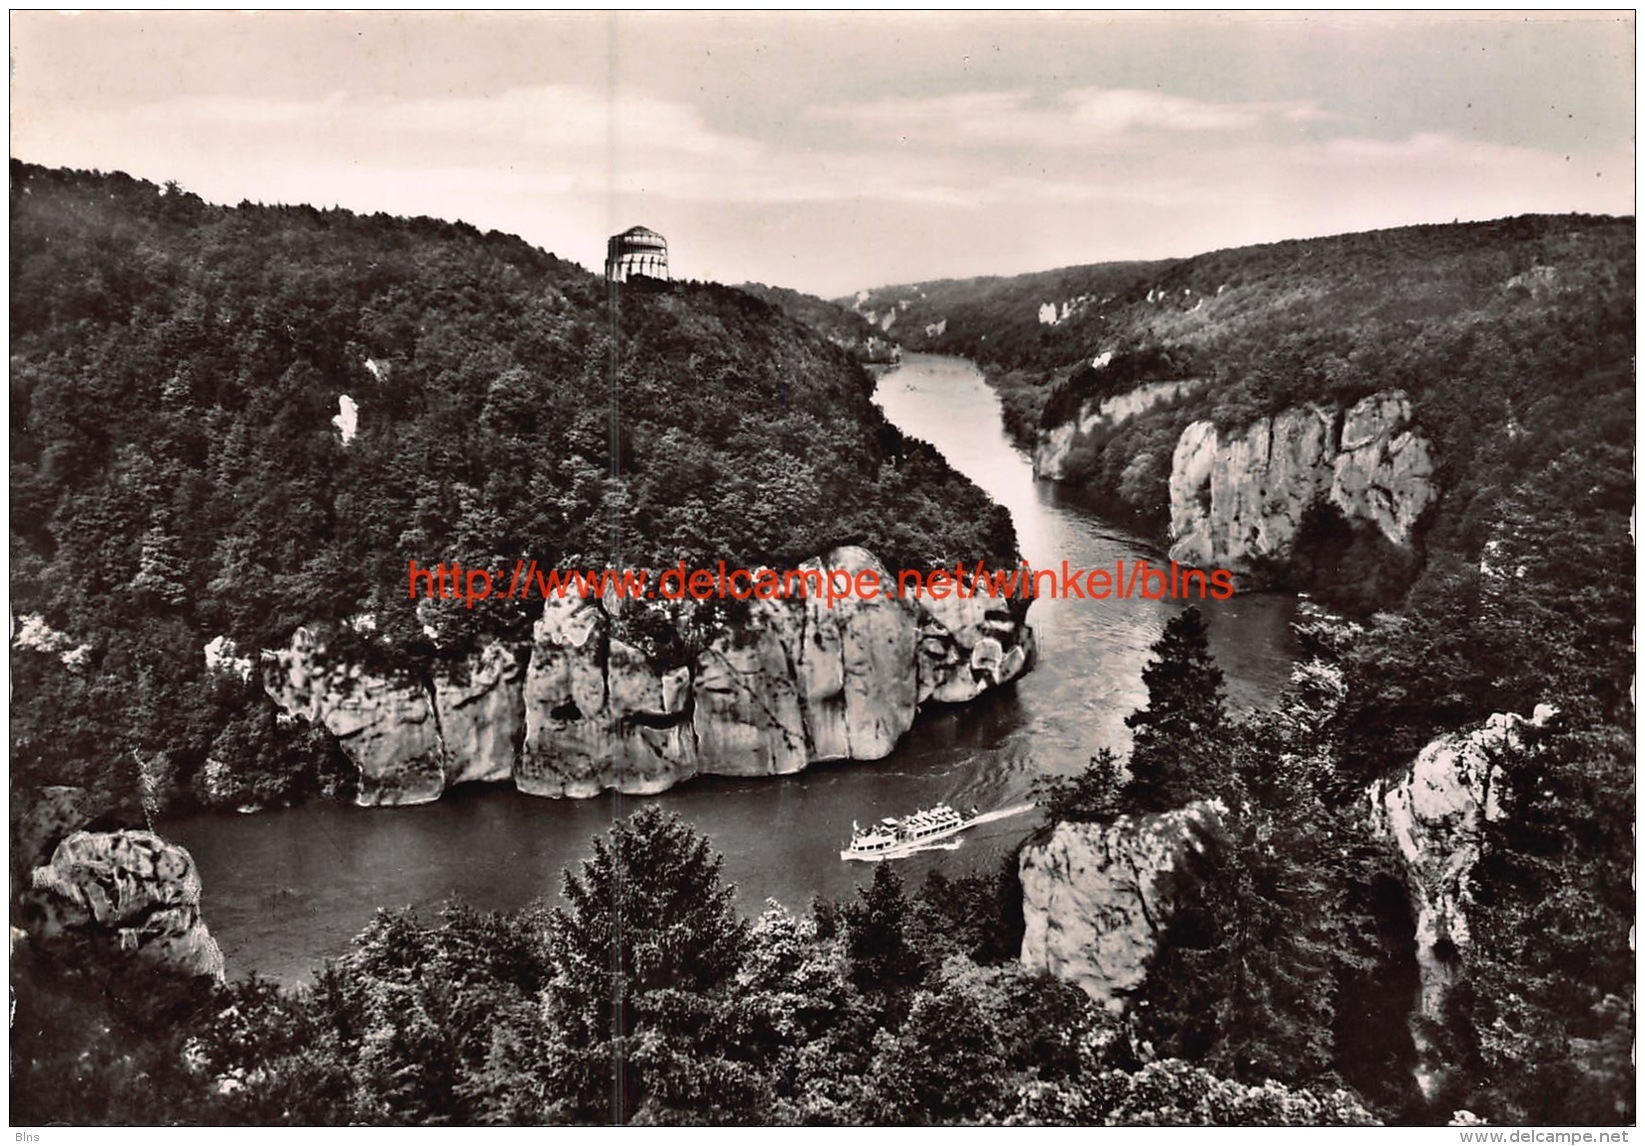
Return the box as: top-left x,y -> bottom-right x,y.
165,353 -> 1298,984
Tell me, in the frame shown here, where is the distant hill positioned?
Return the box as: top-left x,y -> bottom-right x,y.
737,281 -> 900,365
843,216 -> 1633,589
846,213 -> 1634,788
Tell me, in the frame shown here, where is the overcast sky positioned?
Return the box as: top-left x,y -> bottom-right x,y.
10,11 -> 1635,297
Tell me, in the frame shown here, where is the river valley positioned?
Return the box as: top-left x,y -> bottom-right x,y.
165,353 -> 1300,984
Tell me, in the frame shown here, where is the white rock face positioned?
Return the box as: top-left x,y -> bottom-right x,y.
29,830 -> 225,980
518,593 -> 702,797
263,628 -> 448,806
1330,391 -> 1437,545
1018,802 -> 1222,1010
266,546 -> 1035,805
333,394 -> 359,443
1366,705 -> 1556,1099
1037,297 -> 1091,326
691,596 -> 806,778
13,613 -> 92,668
203,634 -> 253,682
1167,390 -> 1437,575
434,642 -> 527,787
1034,380 -> 1201,480
791,548 -> 919,760
1168,404 -> 1336,567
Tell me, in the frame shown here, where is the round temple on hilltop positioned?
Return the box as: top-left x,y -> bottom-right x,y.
605,225 -> 669,283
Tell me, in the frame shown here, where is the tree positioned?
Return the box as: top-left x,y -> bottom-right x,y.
1008,1059 -> 1379,1126
543,807 -> 749,1122
1125,606 -> 1230,813
840,863 -> 926,998
1136,709 -> 1398,1098
912,851 -> 1027,966
1461,719 -> 1635,1125
1035,747 -> 1127,824
865,974 -> 1009,1123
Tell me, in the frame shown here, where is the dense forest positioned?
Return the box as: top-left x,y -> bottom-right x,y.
14,624 -> 1387,1127
9,166 -> 1633,1126
847,218 -> 1634,604
9,161 -> 1015,823
735,281 -> 900,366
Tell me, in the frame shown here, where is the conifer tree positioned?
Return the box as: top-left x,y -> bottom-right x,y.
543,807 -> 748,1122
1125,606 -> 1230,812
841,862 -> 926,995
1136,710 -> 1393,1095
1463,720 -> 1635,1124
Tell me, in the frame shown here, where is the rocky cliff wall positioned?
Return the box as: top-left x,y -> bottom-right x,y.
28,830 -> 225,981
264,546 -> 1035,806
1018,801 -> 1222,1009
1167,389 -> 1436,576
1366,704 -> 1556,1100
1033,379 -> 1200,481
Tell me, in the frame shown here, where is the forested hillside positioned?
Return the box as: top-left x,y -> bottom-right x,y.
845,218 -> 1635,769
736,281 -> 900,365
846,218 -> 1632,573
847,219 -> 1636,1125
9,161 -> 1015,823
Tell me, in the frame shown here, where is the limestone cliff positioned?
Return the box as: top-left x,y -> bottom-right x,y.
1018,802 -> 1222,1009
435,641 -> 528,788
266,546 -> 1035,806
1366,704 -> 1556,1099
1033,379 -> 1200,481
28,830 -> 225,981
263,630 -> 448,806
1168,390 -> 1436,576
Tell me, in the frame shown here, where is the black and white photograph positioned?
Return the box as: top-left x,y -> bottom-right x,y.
7,10 -> 1635,1129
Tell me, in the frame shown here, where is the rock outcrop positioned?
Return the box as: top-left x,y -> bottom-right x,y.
1033,379 -> 1200,481
1167,389 -> 1436,576
518,593 -> 704,798
264,631 -> 448,806
1366,704 -> 1556,1099
266,546 -> 1035,806
1018,801 -> 1222,1009
28,830 -> 225,980
435,642 -> 528,787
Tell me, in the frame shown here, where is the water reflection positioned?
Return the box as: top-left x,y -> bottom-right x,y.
167,354 -> 1296,983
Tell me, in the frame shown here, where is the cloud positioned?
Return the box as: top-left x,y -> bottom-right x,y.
10,70 -> 1631,297
810,86 -> 1334,149
84,84 -> 756,168
1063,88 -> 1306,134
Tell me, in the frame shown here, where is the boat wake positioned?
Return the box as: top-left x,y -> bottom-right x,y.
966,802 -> 1036,827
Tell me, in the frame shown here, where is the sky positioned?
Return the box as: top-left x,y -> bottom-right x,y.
9,11 -> 1636,298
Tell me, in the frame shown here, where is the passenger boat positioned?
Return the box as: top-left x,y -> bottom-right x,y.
840,802 -> 978,862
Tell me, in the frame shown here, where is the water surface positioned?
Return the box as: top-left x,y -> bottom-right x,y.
167,353 -> 1297,983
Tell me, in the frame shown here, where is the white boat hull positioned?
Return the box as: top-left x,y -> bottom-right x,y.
838,802 -> 1037,863
839,817 -> 975,862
